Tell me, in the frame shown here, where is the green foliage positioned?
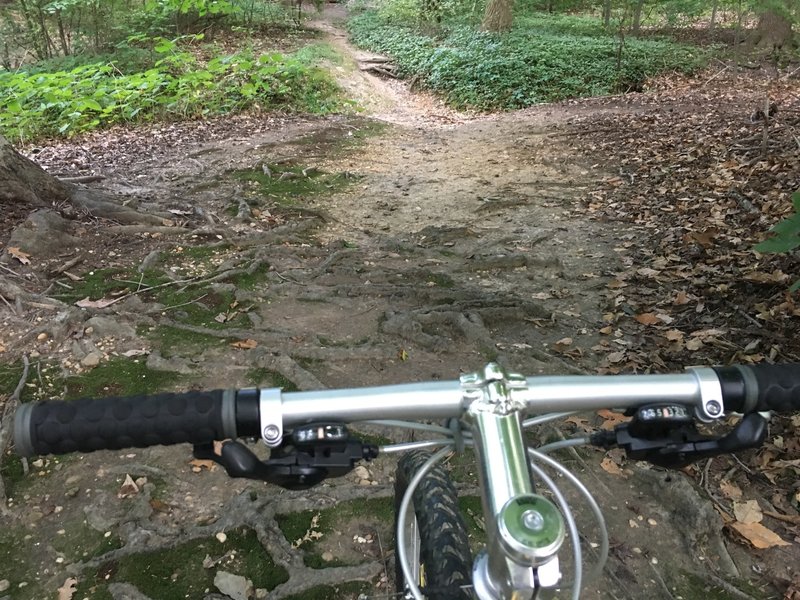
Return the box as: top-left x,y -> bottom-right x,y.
754,191 -> 800,292
0,43 -> 343,141
14,47 -> 156,75
348,10 -> 707,109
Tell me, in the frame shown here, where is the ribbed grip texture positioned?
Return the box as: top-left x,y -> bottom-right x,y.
20,391 -> 228,456
748,364 -> 800,413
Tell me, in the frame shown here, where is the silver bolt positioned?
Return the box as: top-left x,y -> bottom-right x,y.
706,400 -> 722,416
522,509 -> 545,532
263,425 -> 281,442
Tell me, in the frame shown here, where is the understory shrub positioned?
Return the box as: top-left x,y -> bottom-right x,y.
0,47 -> 343,141
348,11 -> 708,109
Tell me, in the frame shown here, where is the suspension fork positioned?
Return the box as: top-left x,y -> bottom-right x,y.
462,364 -> 566,600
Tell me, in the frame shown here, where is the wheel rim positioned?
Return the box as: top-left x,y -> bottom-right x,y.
401,499 -> 424,594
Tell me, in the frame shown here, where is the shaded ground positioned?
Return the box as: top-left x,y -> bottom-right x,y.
0,6 -> 799,600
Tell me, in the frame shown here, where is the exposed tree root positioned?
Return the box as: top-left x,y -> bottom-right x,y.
255,352 -> 327,391
0,355 -> 30,517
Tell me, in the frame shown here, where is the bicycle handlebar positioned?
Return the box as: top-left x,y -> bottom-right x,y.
13,363 -> 800,458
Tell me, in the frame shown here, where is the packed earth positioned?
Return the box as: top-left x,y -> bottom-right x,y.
0,5 -> 799,600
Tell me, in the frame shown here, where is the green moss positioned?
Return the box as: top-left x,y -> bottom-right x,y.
234,164 -> 360,207
245,367 -> 299,392
234,262 -> 271,290
0,364 -> 25,397
425,272 -> 455,288
0,451 -> 26,497
350,429 -> 393,447
277,497 -> 393,569
0,360 -> 63,403
145,324 -> 225,358
64,357 -> 180,399
284,581 -> 372,600
676,571 -> 768,600
458,495 -> 487,546
445,450 -> 478,484
0,529 -> 37,593
50,267 -> 145,303
76,528 -> 288,600
51,520 -> 123,561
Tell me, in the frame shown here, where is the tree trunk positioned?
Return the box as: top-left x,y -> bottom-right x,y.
709,0 -> 718,34
751,7 -> 794,49
0,134 -> 167,226
631,0 -> 644,35
603,0 -> 612,28
0,134 -> 71,208
481,0 -> 513,32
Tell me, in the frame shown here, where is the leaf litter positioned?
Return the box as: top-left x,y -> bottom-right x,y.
558,62 -> 800,559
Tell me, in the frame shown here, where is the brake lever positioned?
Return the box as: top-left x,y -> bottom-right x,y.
192,423 -> 379,490
591,405 -> 768,469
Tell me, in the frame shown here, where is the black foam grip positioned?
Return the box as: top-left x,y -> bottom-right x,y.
748,364 -> 800,413
19,390 -> 229,456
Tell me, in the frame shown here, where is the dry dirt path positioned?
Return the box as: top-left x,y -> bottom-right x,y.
0,7 -> 787,600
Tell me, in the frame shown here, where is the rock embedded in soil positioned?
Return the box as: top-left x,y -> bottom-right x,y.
7,209 -> 79,256
214,571 -> 254,600
81,351 -> 103,367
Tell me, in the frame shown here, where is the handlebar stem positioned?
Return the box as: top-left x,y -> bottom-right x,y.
463,364 -> 565,599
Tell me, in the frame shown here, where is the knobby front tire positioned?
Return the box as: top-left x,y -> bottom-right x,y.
394,450 -> 473,600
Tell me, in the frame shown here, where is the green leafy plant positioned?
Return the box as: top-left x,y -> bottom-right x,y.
754,190 -> 800,292
0,45 -> 344,141
348,10 -> 707,110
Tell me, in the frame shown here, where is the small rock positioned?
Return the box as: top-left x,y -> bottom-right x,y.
146,352 -> 194,375
216,532 -> 227,543
31,459 -> 44,468
65,487 -> 80,498
81,352 -> 102,368
321,551 -> 334,562
214,571 -> 253,600
0,581 -> 9,593
353,466 -> 371,480
256,589 -> 268,600
36,332 -> 48,341
85,316 -> 136,339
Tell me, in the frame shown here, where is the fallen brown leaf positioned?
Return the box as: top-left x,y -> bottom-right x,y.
190,459 -> 216,472
76,297 -> 117,309
634,312 -> 661,325
664,329 -> 684,341
729,521 -> 790,549
8,247 -> 31,265
600,457 -> 624,476
719,480 -> 743,500
597,409 -> 630,430
117,474 -> 140,499
230,339 -> 258,349
673,290 -> 691,305
57,577 -> 78,600
564,416 -> 592,431
733,499 -> 762,524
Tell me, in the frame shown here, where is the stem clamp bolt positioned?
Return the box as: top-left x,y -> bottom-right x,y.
263,424 -> 281,443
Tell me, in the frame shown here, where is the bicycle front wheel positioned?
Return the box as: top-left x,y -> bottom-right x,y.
394,450 -> 473,600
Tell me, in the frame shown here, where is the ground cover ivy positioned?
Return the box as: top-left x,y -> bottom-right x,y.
348,11 -> 709,109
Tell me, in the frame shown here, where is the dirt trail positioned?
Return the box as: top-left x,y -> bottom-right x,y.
0,7 -> 788,600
